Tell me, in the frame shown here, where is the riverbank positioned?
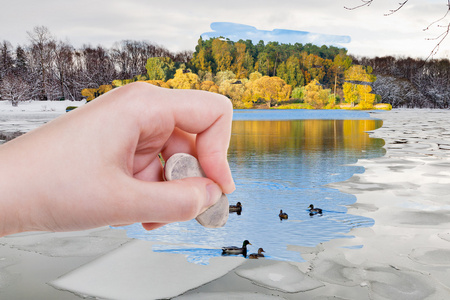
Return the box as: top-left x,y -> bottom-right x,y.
1,109 -> 450,299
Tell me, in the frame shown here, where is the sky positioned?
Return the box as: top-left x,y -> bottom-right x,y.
0,0 -> 449,59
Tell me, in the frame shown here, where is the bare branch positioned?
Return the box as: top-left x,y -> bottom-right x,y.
344,0 -> 373,10
424,23 -> 450,61
345,0 -> 450,60
423,0 -> 450,60
384,1 -> 409,16
423,1 -> 450,32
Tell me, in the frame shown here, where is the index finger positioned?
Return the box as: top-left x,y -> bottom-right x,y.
147,86 -> 235,194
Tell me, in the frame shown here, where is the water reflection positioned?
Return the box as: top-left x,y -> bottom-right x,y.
119,114 -> 385,264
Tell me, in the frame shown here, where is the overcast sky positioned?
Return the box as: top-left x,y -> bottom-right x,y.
1,0 -> 449,59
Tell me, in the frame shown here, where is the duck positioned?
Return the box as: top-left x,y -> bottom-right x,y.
229,202 -> 242,213
308,204 -> 322,214
248,248 -> 265,259
222,240 -> 252,257
279,210 -> 288,220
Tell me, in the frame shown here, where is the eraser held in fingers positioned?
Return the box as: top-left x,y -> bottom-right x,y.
164,153 -> 229,228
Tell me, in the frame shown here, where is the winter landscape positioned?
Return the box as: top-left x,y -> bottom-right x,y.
1,102 -> 450,299
1,0 -> 450,299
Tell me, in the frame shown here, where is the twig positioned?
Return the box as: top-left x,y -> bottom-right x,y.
424,23 -> 450,61
344,0 -> 373,10
423,0 -> 450,32
384,1 -> 409,16
345,0 -> 450,60
423,0 -> 450,60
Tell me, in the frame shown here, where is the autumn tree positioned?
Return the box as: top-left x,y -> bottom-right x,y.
212,38 -> 233,72
343,65 -> 377,108
81,84 -> 112,101
190,37 -> 214,73
169,69 -> 200,89
144,80 -> 170,89
214,70 -> 236,87
200,80 -> 219,93
243,75 -> 292,107
219,78 -> 248,106
232,42 -> 248,79
304,79 -> 331,109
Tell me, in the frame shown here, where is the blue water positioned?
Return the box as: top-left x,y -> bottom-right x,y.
233,109 -> 374,120
117,109 -> 385,264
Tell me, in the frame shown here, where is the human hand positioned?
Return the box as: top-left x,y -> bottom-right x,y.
0,82 -> 235,236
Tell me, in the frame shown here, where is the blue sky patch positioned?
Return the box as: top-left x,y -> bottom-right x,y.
201,22 -> 351,46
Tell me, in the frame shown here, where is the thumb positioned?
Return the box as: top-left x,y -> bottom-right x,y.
125,177 -> 223,226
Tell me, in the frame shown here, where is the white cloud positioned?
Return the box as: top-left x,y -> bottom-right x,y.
0,0 -> 448,58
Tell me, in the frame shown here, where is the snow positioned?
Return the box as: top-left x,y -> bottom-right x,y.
0,100 -> 86,135
50,240 -> 246,300
236,262 -> 324,293
0,99 -> 86,113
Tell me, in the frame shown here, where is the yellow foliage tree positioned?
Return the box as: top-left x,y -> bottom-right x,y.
144,80 -> 170,89
343,65 -> 378,108
304,79 -> 330,109
243,76 -> 292,107
200,80 -> 219,93
232,42 -> 248,79
81,88 -> 97,101
112,79 -> 134,88
212,38 -> 233,72
219,79 -> 248,105
169,69 -> 200,90
81,84 -> 113,101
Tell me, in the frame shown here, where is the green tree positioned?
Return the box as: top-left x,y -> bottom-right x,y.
145,57 -> 175,81
145,57 -> 165,80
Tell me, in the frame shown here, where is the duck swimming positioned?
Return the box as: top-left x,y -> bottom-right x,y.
308,204 -> 322,214
229,202 -> 242,213
222,240 -> 251,257
249,248 -> 265,259
279,210 -> 288,220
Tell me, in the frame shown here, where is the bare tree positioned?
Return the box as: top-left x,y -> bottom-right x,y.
0,72 -> 31,106
27,26 -> 56,100
53,41 -> 75,100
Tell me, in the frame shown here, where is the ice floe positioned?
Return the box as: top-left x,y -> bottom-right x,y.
236,261 -> 324,292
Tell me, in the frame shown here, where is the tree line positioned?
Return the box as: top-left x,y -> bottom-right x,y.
1,26 -> 449,109
354,56 -> 450,108
84,37 -> 380,109
0,26 -> 191,105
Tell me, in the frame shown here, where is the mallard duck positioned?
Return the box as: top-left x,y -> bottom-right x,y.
279,210 -> 288,220
229,202 -> 242,213
308,204 -> 322,214
222,240 -> 251,257
249,248 -> 265,259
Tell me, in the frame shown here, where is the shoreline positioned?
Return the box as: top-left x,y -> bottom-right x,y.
1,109 -> 450,299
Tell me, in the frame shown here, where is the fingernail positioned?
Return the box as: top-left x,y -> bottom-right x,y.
206,183 -> 222,208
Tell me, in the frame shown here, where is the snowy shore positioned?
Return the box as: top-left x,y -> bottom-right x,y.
1,107 -> 450,299
0,100 -> 85,142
